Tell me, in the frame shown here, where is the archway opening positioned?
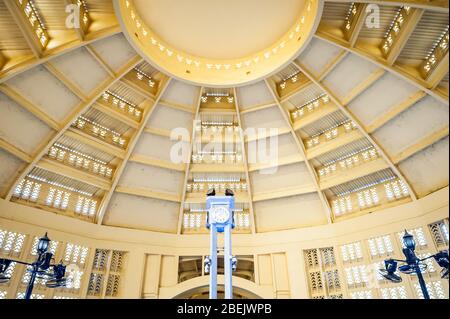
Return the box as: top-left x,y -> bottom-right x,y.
174,285 -> 262,299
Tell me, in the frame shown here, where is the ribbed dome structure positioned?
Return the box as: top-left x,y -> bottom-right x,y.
0,0 -> 448,300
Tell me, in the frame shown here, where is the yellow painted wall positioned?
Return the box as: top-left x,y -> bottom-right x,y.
0,187 -> 448,299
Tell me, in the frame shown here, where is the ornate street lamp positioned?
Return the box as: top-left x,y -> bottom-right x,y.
379,230 -> 449,299
0,233 -> 68,299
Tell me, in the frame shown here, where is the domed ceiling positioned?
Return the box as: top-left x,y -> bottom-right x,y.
0,0 -> 448,235
115,0 -> 322,86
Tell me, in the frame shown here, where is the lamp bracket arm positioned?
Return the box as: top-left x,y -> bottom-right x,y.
390,258 -> 407,263
419,255 -> 436,262
4,259 -> 32,266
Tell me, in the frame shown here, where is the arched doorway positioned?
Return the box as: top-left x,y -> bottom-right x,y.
175,285 -> 262,299
159,275 -> 272,299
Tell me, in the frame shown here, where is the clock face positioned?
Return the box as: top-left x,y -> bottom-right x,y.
211,206 -> 230,224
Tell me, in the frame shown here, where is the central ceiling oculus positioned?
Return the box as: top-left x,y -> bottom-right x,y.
115,0 -> 323,87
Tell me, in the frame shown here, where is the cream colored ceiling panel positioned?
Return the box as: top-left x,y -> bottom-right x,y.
251,162 -> 314,194
348,73 -> 419,126
372,96 -> 449,157
104,193 -> 179,233
246,133 -> 302,163
161,80 -> 198,106
6,65 -> 81,122
296,37 -> 342,77
133,132 -> 189,162
241,106 -> 287,130
399,137 -> 449,198
51,47 -> 110,96
236,81 -> 275,109
0,149 -> 23,196
146,105 -> 193,132
254,193 -> 327,232
119,162 -> 184,194
0,93 -> 52,154
322,53 -> 379,101
89,34 -> 137,72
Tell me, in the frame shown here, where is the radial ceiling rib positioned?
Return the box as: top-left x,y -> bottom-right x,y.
129,154 -> 185,172
115,185 -> 181,203
0,1 -> 446,234
234,88 -> 257,234
317,50 -> 349,81
5,54 -> 143,201
159,99 -> 197,114
0,25 -> 121,84
294,61 -> 418,201
427,51 -> 449,89
84,44 -> 116,77
239,102 -> 276,115
365,90 -> 427,133
391,125 -> 449,164
176,87 -> 203,235
283,53 -> 347,104
96,76 -> 172,225
314,34 -> 448,104
264,79 -> 334,224
43,62 -> 89,102
340,68 -> 385,105
0,84 -> 61,130
0,137 -> 33,163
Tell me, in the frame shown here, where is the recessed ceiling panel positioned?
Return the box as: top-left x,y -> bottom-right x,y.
0,149 -> 23,196
104,193 -> 179,233
0,93 -> 53,154
254,193 -> 327,232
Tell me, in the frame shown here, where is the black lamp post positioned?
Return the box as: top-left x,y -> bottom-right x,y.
0,233 -> 67,299
379,230 -> 449,299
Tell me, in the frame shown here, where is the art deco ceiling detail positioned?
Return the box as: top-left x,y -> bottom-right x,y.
0,0 -> 448,235
115,0 -> 323,86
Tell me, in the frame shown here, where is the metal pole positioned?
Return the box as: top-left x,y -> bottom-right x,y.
224,223 -> 233,299
25,264 -> 37,300
209,224 -> 218,299
416,264 -> 430,299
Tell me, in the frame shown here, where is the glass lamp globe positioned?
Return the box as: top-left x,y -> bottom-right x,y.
402,231 -> 416,251
37,233 -> 51,254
